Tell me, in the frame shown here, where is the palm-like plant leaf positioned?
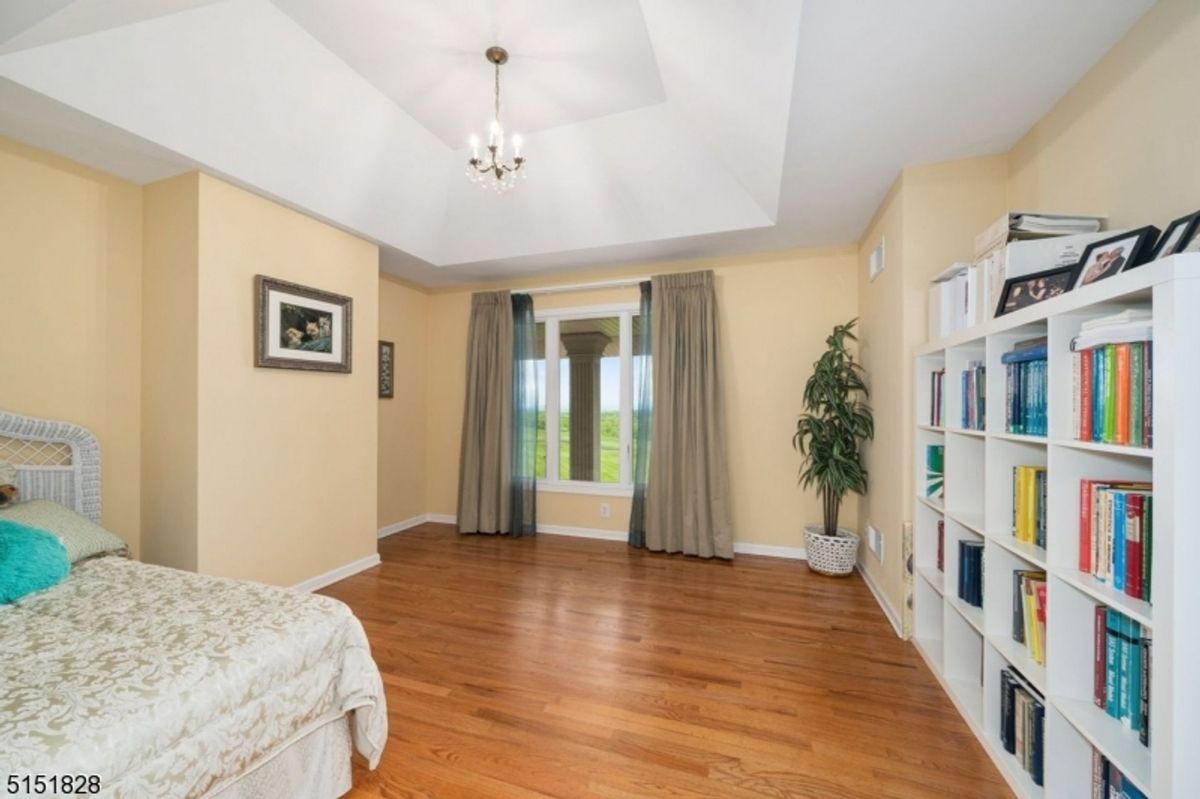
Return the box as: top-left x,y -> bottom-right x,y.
793,318 -> 875,534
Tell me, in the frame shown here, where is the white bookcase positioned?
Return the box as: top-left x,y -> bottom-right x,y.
911,254 -> 1200,799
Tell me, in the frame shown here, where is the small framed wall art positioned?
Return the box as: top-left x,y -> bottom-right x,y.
254,275 -> 353,372
379,340 -> 395,398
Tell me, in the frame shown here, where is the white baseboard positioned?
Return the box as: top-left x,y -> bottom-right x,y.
537,524 -> 626,541
394,514 -> 814,559
377,514 -> 429,538
856,559 -> 904,638
291,553 -> 381,593
732,542 -> 807,560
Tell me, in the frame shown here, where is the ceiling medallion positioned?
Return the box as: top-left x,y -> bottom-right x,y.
466,46 -> 526,192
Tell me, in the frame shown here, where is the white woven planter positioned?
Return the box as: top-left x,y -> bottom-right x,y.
804,525 -> 859,576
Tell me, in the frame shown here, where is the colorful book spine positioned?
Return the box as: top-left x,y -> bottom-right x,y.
1080,348 -> 1094,440
1095,606 -> 1150,742
1130,344 -> 1144,446
1078,480 -> 1153,601
1104,345 -> 1118,442
1074,340 -> 1151,448
1115,343 -> 1131,445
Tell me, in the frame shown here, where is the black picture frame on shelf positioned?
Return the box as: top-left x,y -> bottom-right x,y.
1150,211 -> 1200,260
1072,226 -> 1161,288
995,264 -> 1079,317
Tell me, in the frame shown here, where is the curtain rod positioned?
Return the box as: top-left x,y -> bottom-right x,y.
523,277 -> 649,296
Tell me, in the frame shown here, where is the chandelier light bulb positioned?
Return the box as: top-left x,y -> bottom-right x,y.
512,134 -> 522,158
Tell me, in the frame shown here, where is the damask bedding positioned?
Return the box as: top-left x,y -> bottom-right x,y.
0,556 -> 387,798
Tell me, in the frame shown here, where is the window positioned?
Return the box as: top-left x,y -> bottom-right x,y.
534,304 -> 641,494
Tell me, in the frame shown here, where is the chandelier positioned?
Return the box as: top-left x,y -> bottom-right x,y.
466,46 -> 526,192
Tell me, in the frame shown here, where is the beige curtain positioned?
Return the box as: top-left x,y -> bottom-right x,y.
645,270 -> 734,558
457,290 -> 514,534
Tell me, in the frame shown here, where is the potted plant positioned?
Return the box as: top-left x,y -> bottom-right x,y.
793,318 -> 874,576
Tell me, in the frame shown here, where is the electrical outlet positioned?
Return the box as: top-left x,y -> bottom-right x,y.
599,502 -> 611,519
867,523 -> 884,562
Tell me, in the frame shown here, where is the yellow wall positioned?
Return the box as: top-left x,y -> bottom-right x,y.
141,172 -> 200,570
856,179 -> 906,602
193,174 -> 379,585
856,158 -> 1007,611
378,275 -> 429,529
1008,0 -> 1200,230
421,247 -> 861,549
141,172 -> 381,585
0,138 -> 144,557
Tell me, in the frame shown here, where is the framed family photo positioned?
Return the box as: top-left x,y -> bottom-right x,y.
1151,211 -> 1200,260
254,275 -> 353,372
996,265 -> 1078,317
1072,226 -> 1160,289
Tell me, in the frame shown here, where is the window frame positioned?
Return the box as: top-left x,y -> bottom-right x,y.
535,302 -> 639,497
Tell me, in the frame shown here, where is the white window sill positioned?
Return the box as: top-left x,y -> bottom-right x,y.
537,480 -> 634,498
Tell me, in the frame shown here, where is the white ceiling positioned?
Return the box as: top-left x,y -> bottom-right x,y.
0,0 -> 1155,286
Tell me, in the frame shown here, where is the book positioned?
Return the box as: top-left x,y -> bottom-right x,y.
1080,479 -> 1095,573
925,445 -> 945,498
1094,605 -> 1107,708
1095,606 -> 1150,739
1130,343 -> 1144,446
1079,480 -> 1153,601
1127,494 -> 1144,599
1105,608 -> 1119,717
1140,635 -> 1152,746
1080,348 -> 1094,440
958,541 -> 984,607
1115,343 -> 1131,445
1000,343 -> 1048,364
1104,345 -> 1117,442
999,666 -> 1045,786
1081,309 -> 1152,331
1074,338 -> 1151,448
1144,341 -> 1153,446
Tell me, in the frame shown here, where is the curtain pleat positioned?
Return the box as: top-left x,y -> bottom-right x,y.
457,291 -> 514,534
510,293 -> 538,537
628,281 -> 652,548
644,270 -> 734,559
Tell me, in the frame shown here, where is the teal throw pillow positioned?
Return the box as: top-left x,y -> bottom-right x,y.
0,519 -> 71,603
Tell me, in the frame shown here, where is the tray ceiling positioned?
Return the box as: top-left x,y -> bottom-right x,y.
0,0 -> 1155,285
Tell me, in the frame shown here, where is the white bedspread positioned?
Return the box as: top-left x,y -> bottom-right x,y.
0,557 -> 387,798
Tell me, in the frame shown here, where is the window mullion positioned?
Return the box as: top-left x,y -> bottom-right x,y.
619,311 -> 633,486
545,317 -> 560,484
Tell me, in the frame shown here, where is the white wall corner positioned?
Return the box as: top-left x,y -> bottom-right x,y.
856,559 -> 904,639
291,553 -> 381,593
378,514 -> 430,538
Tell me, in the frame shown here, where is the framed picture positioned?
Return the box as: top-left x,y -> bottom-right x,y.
1179,219 -> 1200,256
378,340 -> 395,398
1150,211 -> 1200,260
1072,226 -> 1160,288
996,265 -> 1078,317
254,275 -> 352,372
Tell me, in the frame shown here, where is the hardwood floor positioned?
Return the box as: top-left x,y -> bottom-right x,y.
322,524 -> 1012,799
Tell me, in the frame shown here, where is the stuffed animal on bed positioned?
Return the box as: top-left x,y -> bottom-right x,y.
0,461 -> 19,508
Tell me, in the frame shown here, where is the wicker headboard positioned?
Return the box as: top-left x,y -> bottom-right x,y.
0,411 -> 101,522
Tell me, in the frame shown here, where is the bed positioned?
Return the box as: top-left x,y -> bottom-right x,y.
0,411 -> 387,798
